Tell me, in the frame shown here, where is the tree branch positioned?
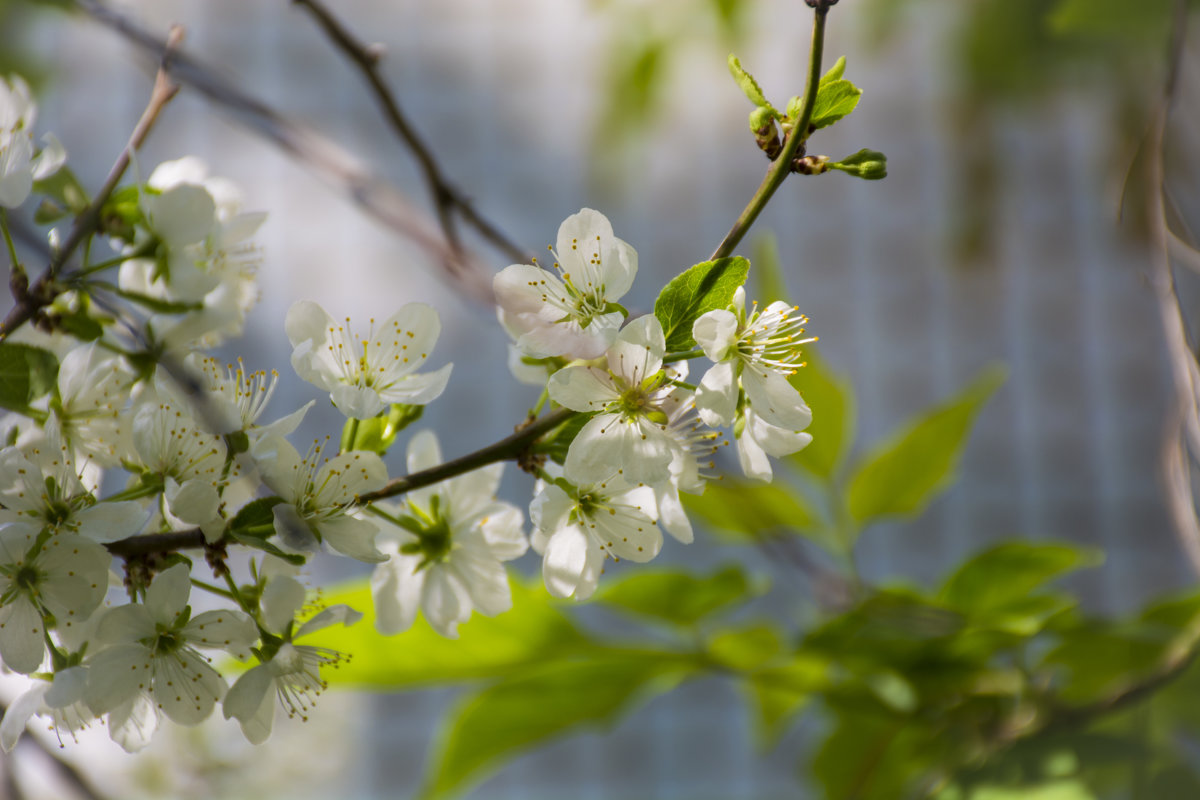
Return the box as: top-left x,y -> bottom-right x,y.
289,0 -> 534,267
709,5 -> 830,261
105,408 -> 576,558
67,0 -> 495,302
0,25 -> 183,342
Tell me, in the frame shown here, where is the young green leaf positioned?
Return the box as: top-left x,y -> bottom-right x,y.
0,343 -> 59,413
307,579 -> 588,689
226,496 -> 285,539
745,653 -> 829,748
653,256 -> 750,353
809,79 -> 862,131
594,565 -> 764,627
846,367 -> 1005,526
424,654 -> 693,798
727,54 -> 774,110
751,234 -> 788,306
682,479 -> 822,541
820,55 -> 847,85
32,165 -> 90,216
938,541 -> 1102,617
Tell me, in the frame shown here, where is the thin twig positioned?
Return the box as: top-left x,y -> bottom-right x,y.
710,5 -> 831,260
290,0 -> 534,267
1144,0 -> 1200,576
68,0 -> 495,303
0,25 -> 183,342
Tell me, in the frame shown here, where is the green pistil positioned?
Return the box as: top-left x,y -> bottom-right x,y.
151,626 -> 184,656
14,565 -> 41,593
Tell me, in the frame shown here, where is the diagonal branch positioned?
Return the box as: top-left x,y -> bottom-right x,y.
68,0 -> 495,302
290,0 -> 534,267
0,25 -> 183,342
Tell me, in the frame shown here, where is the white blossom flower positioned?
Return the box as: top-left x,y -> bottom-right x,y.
252,435 -> 388,562
120,157 -> 265,309
223,573 -> 360,744
369,430 -> 527,638
0,75 -> 65,209
0,666 -> 95,751
0,416 -> 147,544
85,564 -> 257,749
693,287 -> 815,431
494,208 -> 637,359
131,397 -> 230,533
0,526 -> 110,674
285,300 -> 452,420
548,314 -> 677,486
530,475 -> 661,600
54,342 -> 135,467
691,288 -> 814,480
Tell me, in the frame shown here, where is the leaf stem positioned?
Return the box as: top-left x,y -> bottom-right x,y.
710,6 -> 830,261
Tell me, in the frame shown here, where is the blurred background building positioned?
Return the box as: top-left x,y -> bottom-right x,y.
0,0 -> 1196,797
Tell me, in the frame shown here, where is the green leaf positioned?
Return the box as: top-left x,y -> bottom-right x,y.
226,497 -> 285,538
820,55 -> 847,85
53,308 -> 103,341
308,579 -> 589,688
425,653 -> 693,798
0,343 -> 59,413
846,367 -> 1005,526
745,653 -> 829,747
809,79 -> 862,131
32,165 -> 89,215
813,709 -> 930,800
939,542 -> 1101,617
727,54 -> 773,109
594,565 -> 763,627
751,234 -> 789,306
788,346 -> 854,479
653,256 -> 750,353
706,624 -> 783,671
682,478 -> 822,541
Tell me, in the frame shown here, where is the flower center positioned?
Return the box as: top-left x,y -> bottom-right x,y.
14,565 -> 41,593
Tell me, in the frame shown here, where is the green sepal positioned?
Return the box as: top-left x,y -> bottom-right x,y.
829,149 -> 888,180
345,404 -> 424,455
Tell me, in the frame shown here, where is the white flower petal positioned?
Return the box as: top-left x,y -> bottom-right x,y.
696,360 -> 739,428
318,514 -> 385,563
692,309 -> 738,361
222,665 -> 275,744
0,597 -> 45,673
547,365 -> 618,412
371,554 -> 424,635
542,524 -> 591,600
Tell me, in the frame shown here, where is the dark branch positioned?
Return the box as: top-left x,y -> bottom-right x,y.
0,25 -> 183,342
290,0 -> 533,267
68,0 -> 495,303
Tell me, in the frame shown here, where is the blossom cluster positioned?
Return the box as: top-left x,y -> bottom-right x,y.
497,209 -> 814,599
0,78 -> 814,753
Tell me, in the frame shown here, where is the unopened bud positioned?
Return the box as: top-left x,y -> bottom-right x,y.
828,149 -> 887,180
